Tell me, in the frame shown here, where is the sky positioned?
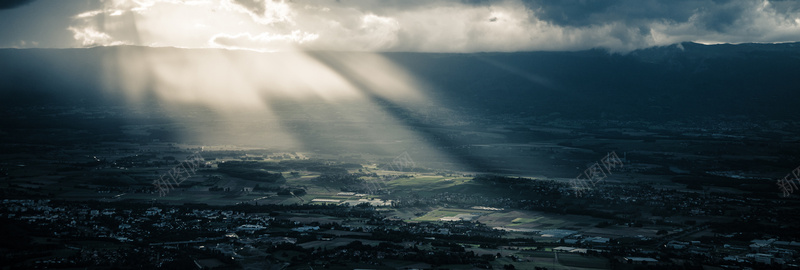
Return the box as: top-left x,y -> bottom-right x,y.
1,0 -> 799,52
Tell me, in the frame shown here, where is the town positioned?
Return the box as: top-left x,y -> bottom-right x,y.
2,161 -> 799,269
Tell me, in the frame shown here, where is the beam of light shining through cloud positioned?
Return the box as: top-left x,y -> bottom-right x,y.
96,44 -> 468,170
0,0 -> 518,172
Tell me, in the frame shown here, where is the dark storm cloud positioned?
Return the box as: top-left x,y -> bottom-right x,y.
697,1 -> 747,32
521,0 -> 707,27
518,0 -> 800,33
0,0 -> 36,9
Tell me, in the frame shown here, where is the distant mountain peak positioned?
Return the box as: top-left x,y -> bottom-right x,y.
627,41 -> 800,63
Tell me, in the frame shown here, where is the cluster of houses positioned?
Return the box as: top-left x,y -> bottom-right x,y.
3,194 -> 800,269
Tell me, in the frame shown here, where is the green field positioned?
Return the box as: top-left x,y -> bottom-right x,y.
412,207 -> 492,222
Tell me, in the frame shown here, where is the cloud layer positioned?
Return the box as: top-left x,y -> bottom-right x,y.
62,0 -> 800,52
